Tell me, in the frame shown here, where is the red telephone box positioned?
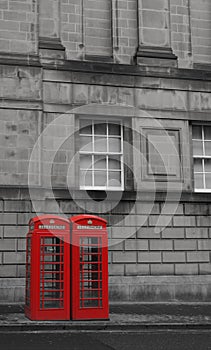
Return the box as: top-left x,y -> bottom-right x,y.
25,215 -> 70,321
69,215 -> 109,320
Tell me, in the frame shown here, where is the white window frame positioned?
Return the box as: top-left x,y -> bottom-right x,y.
79,119 -> 124,191
192,124 -> 211,192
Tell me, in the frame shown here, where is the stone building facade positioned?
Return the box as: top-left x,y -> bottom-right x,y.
0,0 -> 211,302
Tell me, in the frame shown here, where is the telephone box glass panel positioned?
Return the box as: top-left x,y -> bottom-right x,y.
40,237 -> 65,309
79,237 -> 103,308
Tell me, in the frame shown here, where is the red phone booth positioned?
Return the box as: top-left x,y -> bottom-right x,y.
25,215 -> 70,320
69,215 -> 109,320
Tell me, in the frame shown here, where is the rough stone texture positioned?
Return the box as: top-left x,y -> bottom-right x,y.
0,0 -> 37,54
190,0 -> 211,64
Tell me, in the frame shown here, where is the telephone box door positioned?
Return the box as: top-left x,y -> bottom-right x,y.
70,215 -> 109,320
25,215 -> 70,321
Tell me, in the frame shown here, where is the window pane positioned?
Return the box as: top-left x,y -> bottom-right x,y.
205,159 -> 211,172
108,124 -> 121,136
94,171 -> 107,186
94,156 -> 106,170
80,170 -> 92,186
192,126 -> 202,140
108,171 -> 121,187
80,155 -> 92,170
80,120 -> 92,134
94,136 -> 107,152
109,137 -> 121,152
194,173 -> 204,189
205,174 -> 211,189
80,136 -> 92,152
204,127 -> 211,140
193,140 -> 203,156
204,141 -> 211,156
94,121 -> 106,135
108,156 -> 121,170
194,158 -> 203,173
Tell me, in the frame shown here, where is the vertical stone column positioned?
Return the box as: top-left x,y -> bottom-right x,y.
39,0 -> 65,59
135,0 -> 177,66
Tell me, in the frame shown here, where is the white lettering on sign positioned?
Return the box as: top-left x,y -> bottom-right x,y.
77,225 -> 103,230
38,225 -> 66,230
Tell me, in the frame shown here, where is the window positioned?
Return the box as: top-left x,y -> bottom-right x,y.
79,119 -> 124,190
192,125 -> 211,191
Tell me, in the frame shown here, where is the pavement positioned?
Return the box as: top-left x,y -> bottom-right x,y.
0,302 -> 211,331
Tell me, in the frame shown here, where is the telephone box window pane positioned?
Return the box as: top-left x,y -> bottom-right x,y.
192,125 -> 202,140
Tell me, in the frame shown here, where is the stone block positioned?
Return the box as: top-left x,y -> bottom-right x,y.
4,200 -> 31,212
162,228 -> 185,239
174,240 -> 197,251
173,216 -> 196,227
196,216 -> 211,227
125,263 -> 150,276
4,226 -> 28,238
112,251 -> 137,263
162,252 -> 186,263
17,213 -> 32,225
0,239 -> 16,251
150,239 -> 173,251
125,239 -> 148,251
175,264 -> 198,275
3,252 -> 26,264
73,84 -> 89,104
160,203 -> 183,215
43,82 -> 72,104
185,228 -> 208,239
150,264 -> 174,275
138,252 -> 161,263
199,263 -> 211,274
149,215 -> 172,227
136,88 -> 187,111
197,240 -> 211,251
137,227 -> 161,239
135,202 -> 160,215
0,213 -> 16,225
108,264 -> 124,276
184,203 -> 209,215
187,252 -> 210,263
0,265 -> 17,277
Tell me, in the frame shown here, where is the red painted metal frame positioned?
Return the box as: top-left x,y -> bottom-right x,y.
25,215 -> 70,321
70,215 -> 109,320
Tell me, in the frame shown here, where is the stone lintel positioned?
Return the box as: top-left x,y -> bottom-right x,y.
0,52 -> 41,67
